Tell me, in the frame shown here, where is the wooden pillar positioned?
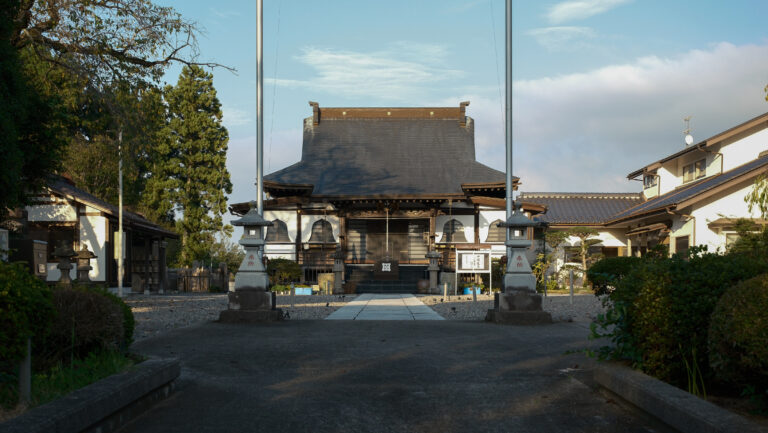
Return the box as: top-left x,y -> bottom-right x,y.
429,207 -> 437,251
144,237 -> 150,293
339,213 -> 347,253
473,205 -> 480,247
295,206 -> 302,263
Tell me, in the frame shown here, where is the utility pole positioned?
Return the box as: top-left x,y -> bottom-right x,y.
118,128 -> 124,297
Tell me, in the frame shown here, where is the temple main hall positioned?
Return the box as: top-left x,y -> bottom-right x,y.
231,102 -> 545,292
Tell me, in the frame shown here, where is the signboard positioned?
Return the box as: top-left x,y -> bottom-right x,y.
456,250 -> 491,273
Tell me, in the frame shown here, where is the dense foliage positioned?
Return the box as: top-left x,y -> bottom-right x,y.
147,65 -> 233,265
590,243 -> 768,390
586,256 -> 643,296
267,259 -> 302,286
37,288 -> 125,370
0,262 -> 55,366
708,275 -> 768,390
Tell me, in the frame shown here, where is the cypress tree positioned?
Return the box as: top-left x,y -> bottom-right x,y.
153,66 -> 233,265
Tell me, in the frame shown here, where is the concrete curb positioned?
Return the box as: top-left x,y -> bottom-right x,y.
1,357 -> 180,433
594,362 -> 764,433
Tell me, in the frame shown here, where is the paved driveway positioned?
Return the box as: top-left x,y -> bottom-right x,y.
326,294 -> 445,320
119,320 -> 676,433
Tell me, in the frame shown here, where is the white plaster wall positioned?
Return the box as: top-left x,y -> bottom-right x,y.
265,244 -> 296,260
79,212 -> 107,281
690,180 -> 762,252
301,215 -> 340,243
435,214 -> 474,243
719,128 -> 768,172
26,204 -> 77,222
594,228 -> 628,247
478,210 -> 506,243
657,163 -> 678,195
668,216 -> 694,254
264,210 -> 298,242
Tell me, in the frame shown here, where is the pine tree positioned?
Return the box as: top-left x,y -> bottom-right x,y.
151,66 -> 233,265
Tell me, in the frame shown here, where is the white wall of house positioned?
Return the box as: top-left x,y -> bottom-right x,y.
657,162 -> 679,195
26,203 -> 77,222
668,217 -> 694,254
435,214 -> 474,243
301,215 -> 340,243
264,210 -> 298,242
719,128 -> 768,173
79,208 -> 107,281
689,179 -> 761,252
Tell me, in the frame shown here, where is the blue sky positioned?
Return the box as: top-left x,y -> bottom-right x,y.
159,0 -> 768,221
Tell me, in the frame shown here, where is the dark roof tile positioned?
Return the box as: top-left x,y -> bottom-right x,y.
519,192 -> 642,224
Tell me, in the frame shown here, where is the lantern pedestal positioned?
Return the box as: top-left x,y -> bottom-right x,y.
219,202 -> 282,323
486,202 -> 551,325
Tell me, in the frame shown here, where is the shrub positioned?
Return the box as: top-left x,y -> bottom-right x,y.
0,262 -> 55,367
587,256 -> 643,296
92,287 -> 135,350
591,246 -> 768,388
708,274 -> 768,389
266,258 -> 301,286
36,288 -> 124,370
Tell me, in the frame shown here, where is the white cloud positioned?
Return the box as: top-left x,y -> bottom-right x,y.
547,0 -> 632,24
527,26 -> 596,50
509,42 -> 768,192
222,107 -> 252,128
267,43 -> 464,101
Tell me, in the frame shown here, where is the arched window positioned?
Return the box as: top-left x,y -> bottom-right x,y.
442,219 -> 467,243
308,220 -> 336,243
265,219 -> 291,243
485,219 -> 505,243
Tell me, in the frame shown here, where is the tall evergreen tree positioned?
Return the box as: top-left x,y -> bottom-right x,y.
151,66 -> 233,265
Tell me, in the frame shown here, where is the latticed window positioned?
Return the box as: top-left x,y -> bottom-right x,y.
308,220 -> 336,243
442,219 -> 467,243
265,220 -> 291,243
485,219 -> 505,243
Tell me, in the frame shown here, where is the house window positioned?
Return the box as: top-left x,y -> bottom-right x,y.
682,159 -> 706,183
308,220 -> 335,243
441,219 -> 468,243
725,233 -> 740,248
485,219 -> 505,243
265,219 -> 291,243
675,235 -> 690,255
643,174 -> 658,189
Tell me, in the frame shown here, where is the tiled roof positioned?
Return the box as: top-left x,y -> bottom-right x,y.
48,178 -> 177,238
609,155 -> 768,223
518,192 -> 642,225
265,115 -> 509,196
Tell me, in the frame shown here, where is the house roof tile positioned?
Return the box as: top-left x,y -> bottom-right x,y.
518,192 -> 642,225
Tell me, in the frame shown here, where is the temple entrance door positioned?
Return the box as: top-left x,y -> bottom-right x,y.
346,219 -> 429,264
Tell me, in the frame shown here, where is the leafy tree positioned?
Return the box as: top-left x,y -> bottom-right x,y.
0,0 -> 66,218
745,174 -> 768,219
9,0 -> 231,90
151,66 -> 233,265
566,226 -> 603,287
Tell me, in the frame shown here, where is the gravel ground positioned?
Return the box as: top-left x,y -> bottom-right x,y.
124,292 -> 605,342
419,293 -> 607,322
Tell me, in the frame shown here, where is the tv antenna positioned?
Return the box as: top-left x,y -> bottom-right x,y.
684,116 -> 693,146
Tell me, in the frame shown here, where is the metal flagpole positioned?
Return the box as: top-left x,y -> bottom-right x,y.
505,0 -> 513,263
256,0 -> 264,257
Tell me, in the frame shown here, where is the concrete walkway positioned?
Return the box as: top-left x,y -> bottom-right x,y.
326,294 -> 445,320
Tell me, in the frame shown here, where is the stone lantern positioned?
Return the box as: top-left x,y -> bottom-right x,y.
53,243 -> 77,286
426,250 -> 441,294
332,244 -> 344,294
75,244 -> 97,282
486,201 -> 551,324
219,201 -> 282,322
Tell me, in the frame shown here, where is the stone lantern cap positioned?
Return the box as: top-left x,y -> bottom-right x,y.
426,251 -> 441,259
500,201 -> 538,228
333,245 -> 344,260
232,201 -> 271,227
75,244 -> 97,260
53,243 -> 76,258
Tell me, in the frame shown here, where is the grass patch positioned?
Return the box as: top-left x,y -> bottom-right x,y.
0,350 -> 137,421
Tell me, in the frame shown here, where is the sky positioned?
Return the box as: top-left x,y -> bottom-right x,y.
158,0 -> 768,227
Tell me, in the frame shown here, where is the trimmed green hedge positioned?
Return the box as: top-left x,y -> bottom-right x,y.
591,246 -> 768,388
0,262 -> 55,366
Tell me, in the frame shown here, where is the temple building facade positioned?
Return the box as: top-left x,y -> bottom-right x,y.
230,102 -> 544,291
